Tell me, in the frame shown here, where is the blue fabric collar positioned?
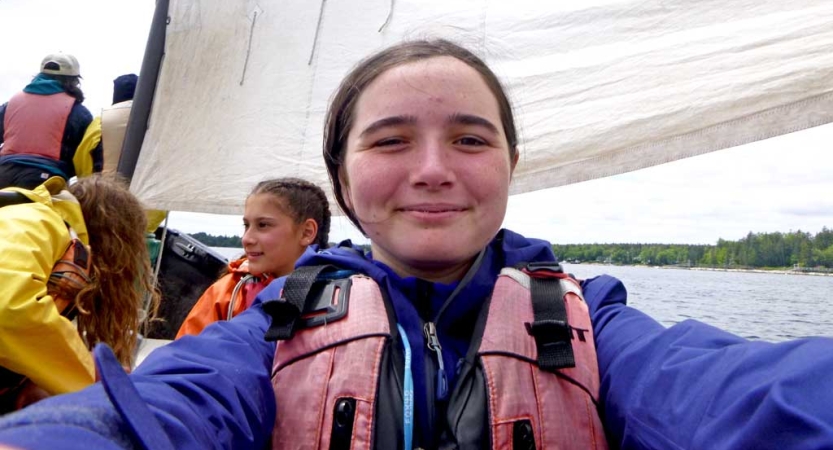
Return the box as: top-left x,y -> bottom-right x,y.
22,74 -> 65,95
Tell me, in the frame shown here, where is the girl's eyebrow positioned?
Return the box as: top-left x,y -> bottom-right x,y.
447,113 -> 499,134
244,216 -> 276,222
359,115 -> 418,138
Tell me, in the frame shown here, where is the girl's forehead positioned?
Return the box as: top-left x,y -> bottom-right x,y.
354,57 -> 501,122
368,57 -> 485,95
245,193 -> 289,215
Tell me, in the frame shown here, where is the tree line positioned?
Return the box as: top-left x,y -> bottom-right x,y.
188,228 -> 833,270
553,228 -> 833,269
188,232 -> 242,248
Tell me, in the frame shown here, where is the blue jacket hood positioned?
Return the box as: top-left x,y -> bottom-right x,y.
22,74 -> 65,95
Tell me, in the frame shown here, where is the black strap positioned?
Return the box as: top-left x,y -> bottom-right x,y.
0,191 -> 31,208
264,265 -> 331,341
525,266 -> 576,371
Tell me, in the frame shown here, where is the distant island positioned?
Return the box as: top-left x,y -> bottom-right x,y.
553,228 -> 833,273
188,232 -> 242,248
188,228 -> 833,272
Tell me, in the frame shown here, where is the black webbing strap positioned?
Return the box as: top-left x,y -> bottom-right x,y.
264,265 -> 331,341
525,265 -> 576,371
0,191 -> 30,208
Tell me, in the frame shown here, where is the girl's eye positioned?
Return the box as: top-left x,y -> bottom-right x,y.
258,222 -> 270,229
243,223 -> 250,230
455,136 -> 486,146
375,137 -> 406,147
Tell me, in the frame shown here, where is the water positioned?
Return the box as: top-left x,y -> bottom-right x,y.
207,248 -> 832,342
564,263 -> 833,342
211,247 -> 244,260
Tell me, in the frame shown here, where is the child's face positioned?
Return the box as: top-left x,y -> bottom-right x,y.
340,56 -> 515,282
241,194 -> 309,277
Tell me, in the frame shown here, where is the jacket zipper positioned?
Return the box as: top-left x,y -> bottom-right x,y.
423,322 -> 449,401
419,249 -> 489,446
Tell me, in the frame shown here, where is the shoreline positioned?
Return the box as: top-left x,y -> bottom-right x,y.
565,262 -> 833,277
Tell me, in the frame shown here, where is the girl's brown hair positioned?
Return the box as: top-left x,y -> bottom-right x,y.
68,174 -> 159,366
323,39 -> 518,233
41,72 -> 85,104
249,177 -> 331,248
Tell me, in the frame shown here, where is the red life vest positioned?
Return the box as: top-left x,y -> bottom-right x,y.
1,91 -> 74,160
268,265 -> 607,449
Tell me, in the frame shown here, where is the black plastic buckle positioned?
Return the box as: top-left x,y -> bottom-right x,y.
520,261 -> 564,274
298,277 -> 352,329
526,319 -> 572,342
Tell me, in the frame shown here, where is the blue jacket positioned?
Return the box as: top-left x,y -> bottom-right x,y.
0,229 -> 832,449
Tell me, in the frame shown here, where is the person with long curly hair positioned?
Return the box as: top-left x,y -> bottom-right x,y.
0,174 -> 157,414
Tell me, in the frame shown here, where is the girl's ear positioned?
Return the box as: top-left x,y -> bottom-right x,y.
301,218 -> 319,246
510,148 -> 520,175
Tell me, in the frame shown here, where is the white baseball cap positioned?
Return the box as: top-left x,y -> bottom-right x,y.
40,53 -> 81,77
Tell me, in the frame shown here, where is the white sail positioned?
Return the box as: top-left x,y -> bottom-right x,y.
131,0 -> 833,214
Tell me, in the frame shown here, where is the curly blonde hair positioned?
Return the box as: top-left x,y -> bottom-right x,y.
68,175 -> 159,366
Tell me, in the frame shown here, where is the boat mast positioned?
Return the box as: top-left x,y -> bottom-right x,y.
117,0 -> 169,183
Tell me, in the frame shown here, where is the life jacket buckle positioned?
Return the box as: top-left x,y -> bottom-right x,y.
298,277 -> 352,329
264,266 -> 353,341
526,319 -> 572,342
520,261 -> 564,275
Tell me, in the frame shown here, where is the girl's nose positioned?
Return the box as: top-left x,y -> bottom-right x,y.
242,228 -> 255,246
410,141 -> 456,189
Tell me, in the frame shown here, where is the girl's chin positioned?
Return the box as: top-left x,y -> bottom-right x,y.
399,246 -> 479,269
246,261 -> 266,273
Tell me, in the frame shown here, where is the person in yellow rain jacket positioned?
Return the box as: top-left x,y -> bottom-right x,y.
74,74 -> 166,234
0,175 -> 158,414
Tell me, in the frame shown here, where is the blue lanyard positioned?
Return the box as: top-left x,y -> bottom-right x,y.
397,324 -> 414,450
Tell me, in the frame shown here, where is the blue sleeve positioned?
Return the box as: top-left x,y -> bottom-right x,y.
582,275 -> 833,449
64,104 -> 93,159
0,300 -> 278,450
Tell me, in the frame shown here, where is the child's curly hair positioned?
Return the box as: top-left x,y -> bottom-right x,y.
68,174 -> 159,366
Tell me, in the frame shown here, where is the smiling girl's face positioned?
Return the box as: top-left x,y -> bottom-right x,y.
242,194 -> 312,277
340,56 -> 517,283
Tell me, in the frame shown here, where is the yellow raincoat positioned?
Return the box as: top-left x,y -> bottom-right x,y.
75,114 -> 166,233
0,177 -> 94,395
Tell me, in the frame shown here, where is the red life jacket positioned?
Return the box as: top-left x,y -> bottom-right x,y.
267,264 -> 607,449
1,91 -> 74,160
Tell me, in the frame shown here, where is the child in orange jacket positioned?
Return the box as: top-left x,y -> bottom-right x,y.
176,178 -> 331,338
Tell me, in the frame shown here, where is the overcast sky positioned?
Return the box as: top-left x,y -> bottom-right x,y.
3,0 -> 831,246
